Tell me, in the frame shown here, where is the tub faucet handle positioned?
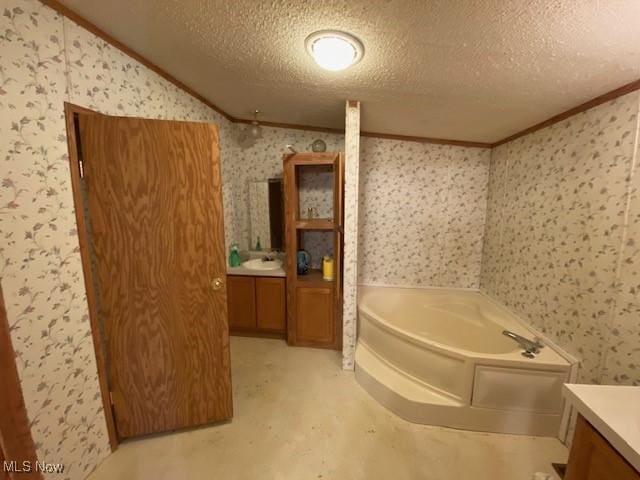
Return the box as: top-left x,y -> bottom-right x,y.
502,330 -> 543,356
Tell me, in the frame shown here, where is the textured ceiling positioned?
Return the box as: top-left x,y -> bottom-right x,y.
58,0 -> 640,143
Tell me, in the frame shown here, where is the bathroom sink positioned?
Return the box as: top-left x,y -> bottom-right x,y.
241,258 -> 283,271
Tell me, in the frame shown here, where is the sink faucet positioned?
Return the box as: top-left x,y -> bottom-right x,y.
502,330 -> 543,357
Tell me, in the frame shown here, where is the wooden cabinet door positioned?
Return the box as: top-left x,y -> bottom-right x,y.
80,114 -> 232,438
295,287 -> 333,344
256,277 -> 285,331
566,415 -> 640,480
227,276 -> 256,329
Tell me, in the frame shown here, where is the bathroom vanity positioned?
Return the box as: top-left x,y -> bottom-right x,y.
227,175 -> 288,338
227,270 -> 286,338
563,385 -> 640,480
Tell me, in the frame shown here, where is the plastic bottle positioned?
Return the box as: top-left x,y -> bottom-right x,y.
229,243 -> 241,267
322,255 -> 334,281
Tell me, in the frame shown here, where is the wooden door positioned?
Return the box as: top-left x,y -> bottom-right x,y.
256,277 -> 286,331
0,284 -> 41,480
227,276 -> 257,329
0,287 -> 42,480
0,445 -> 6,480
78,114 -> 232,438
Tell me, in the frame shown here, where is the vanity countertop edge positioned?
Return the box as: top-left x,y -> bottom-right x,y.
562,383 -> 640,472
227,266 -> 286,277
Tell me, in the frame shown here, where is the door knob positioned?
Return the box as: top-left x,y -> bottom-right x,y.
211,277 -> 224,290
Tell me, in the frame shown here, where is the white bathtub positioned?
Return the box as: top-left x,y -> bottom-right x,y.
355,286 -> 574,436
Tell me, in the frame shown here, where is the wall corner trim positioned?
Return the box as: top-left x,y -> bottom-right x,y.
491,79 -> 640,147
40,0 -> 234,122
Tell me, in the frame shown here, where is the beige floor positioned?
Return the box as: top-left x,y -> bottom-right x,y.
88,337 -> 567,480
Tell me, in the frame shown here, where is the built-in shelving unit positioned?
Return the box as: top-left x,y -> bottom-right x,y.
283,152 -> 344,349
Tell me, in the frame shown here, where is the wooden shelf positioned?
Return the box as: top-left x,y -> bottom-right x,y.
284,152 -> 337,166
284,152 -> 343,350
296,269 -> 334,287
295,219 -> 334,230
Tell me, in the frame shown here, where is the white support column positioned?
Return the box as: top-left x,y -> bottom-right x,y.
342,100 -> 360,369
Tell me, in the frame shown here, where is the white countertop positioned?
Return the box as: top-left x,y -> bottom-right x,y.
563,384 -> 640,472
227,251 -> 286,277
227,265 -> 286,277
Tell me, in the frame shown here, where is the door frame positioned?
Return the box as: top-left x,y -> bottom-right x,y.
63,102 -> 119,450
0,283 -> 43,480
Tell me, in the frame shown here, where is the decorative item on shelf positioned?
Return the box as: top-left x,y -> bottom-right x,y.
229,243 -> 241,267
297,249 -> 311,275
307,207 -> 319,219
311,139 -> 327,152
286,144 -> 297,153
322,255 -> 334,281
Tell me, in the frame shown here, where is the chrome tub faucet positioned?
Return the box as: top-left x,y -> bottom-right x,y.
502,330 -> 543,358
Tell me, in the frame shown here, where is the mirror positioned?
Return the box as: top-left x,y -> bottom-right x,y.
248,179 -> 284,251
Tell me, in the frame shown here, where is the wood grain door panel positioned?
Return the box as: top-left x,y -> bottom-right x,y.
0,285 -> 41,479
227,276 -> 257,329
79,115 -> 232,438
256,277 -> 286,331
0,445 -> 6,480
295,287 -> 333,343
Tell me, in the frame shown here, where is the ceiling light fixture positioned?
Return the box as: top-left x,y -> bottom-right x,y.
250,109 -> 262,138
305,30 -> 364,71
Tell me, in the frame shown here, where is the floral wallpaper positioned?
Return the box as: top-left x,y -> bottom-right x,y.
298,168 -> 334,269
358,138 -> 491,289
480,91 -> 640,385
603,153 -> 640,385
342,101 -> 360,369
0,1 -> 234,479
298,167 -> 334,220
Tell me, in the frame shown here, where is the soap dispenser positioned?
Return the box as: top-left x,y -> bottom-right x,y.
229,243 -> 241,267
255,236 -> 262,251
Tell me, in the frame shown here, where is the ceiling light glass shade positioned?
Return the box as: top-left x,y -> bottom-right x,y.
250,122 -> 262,138
305,30 -> 364,71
